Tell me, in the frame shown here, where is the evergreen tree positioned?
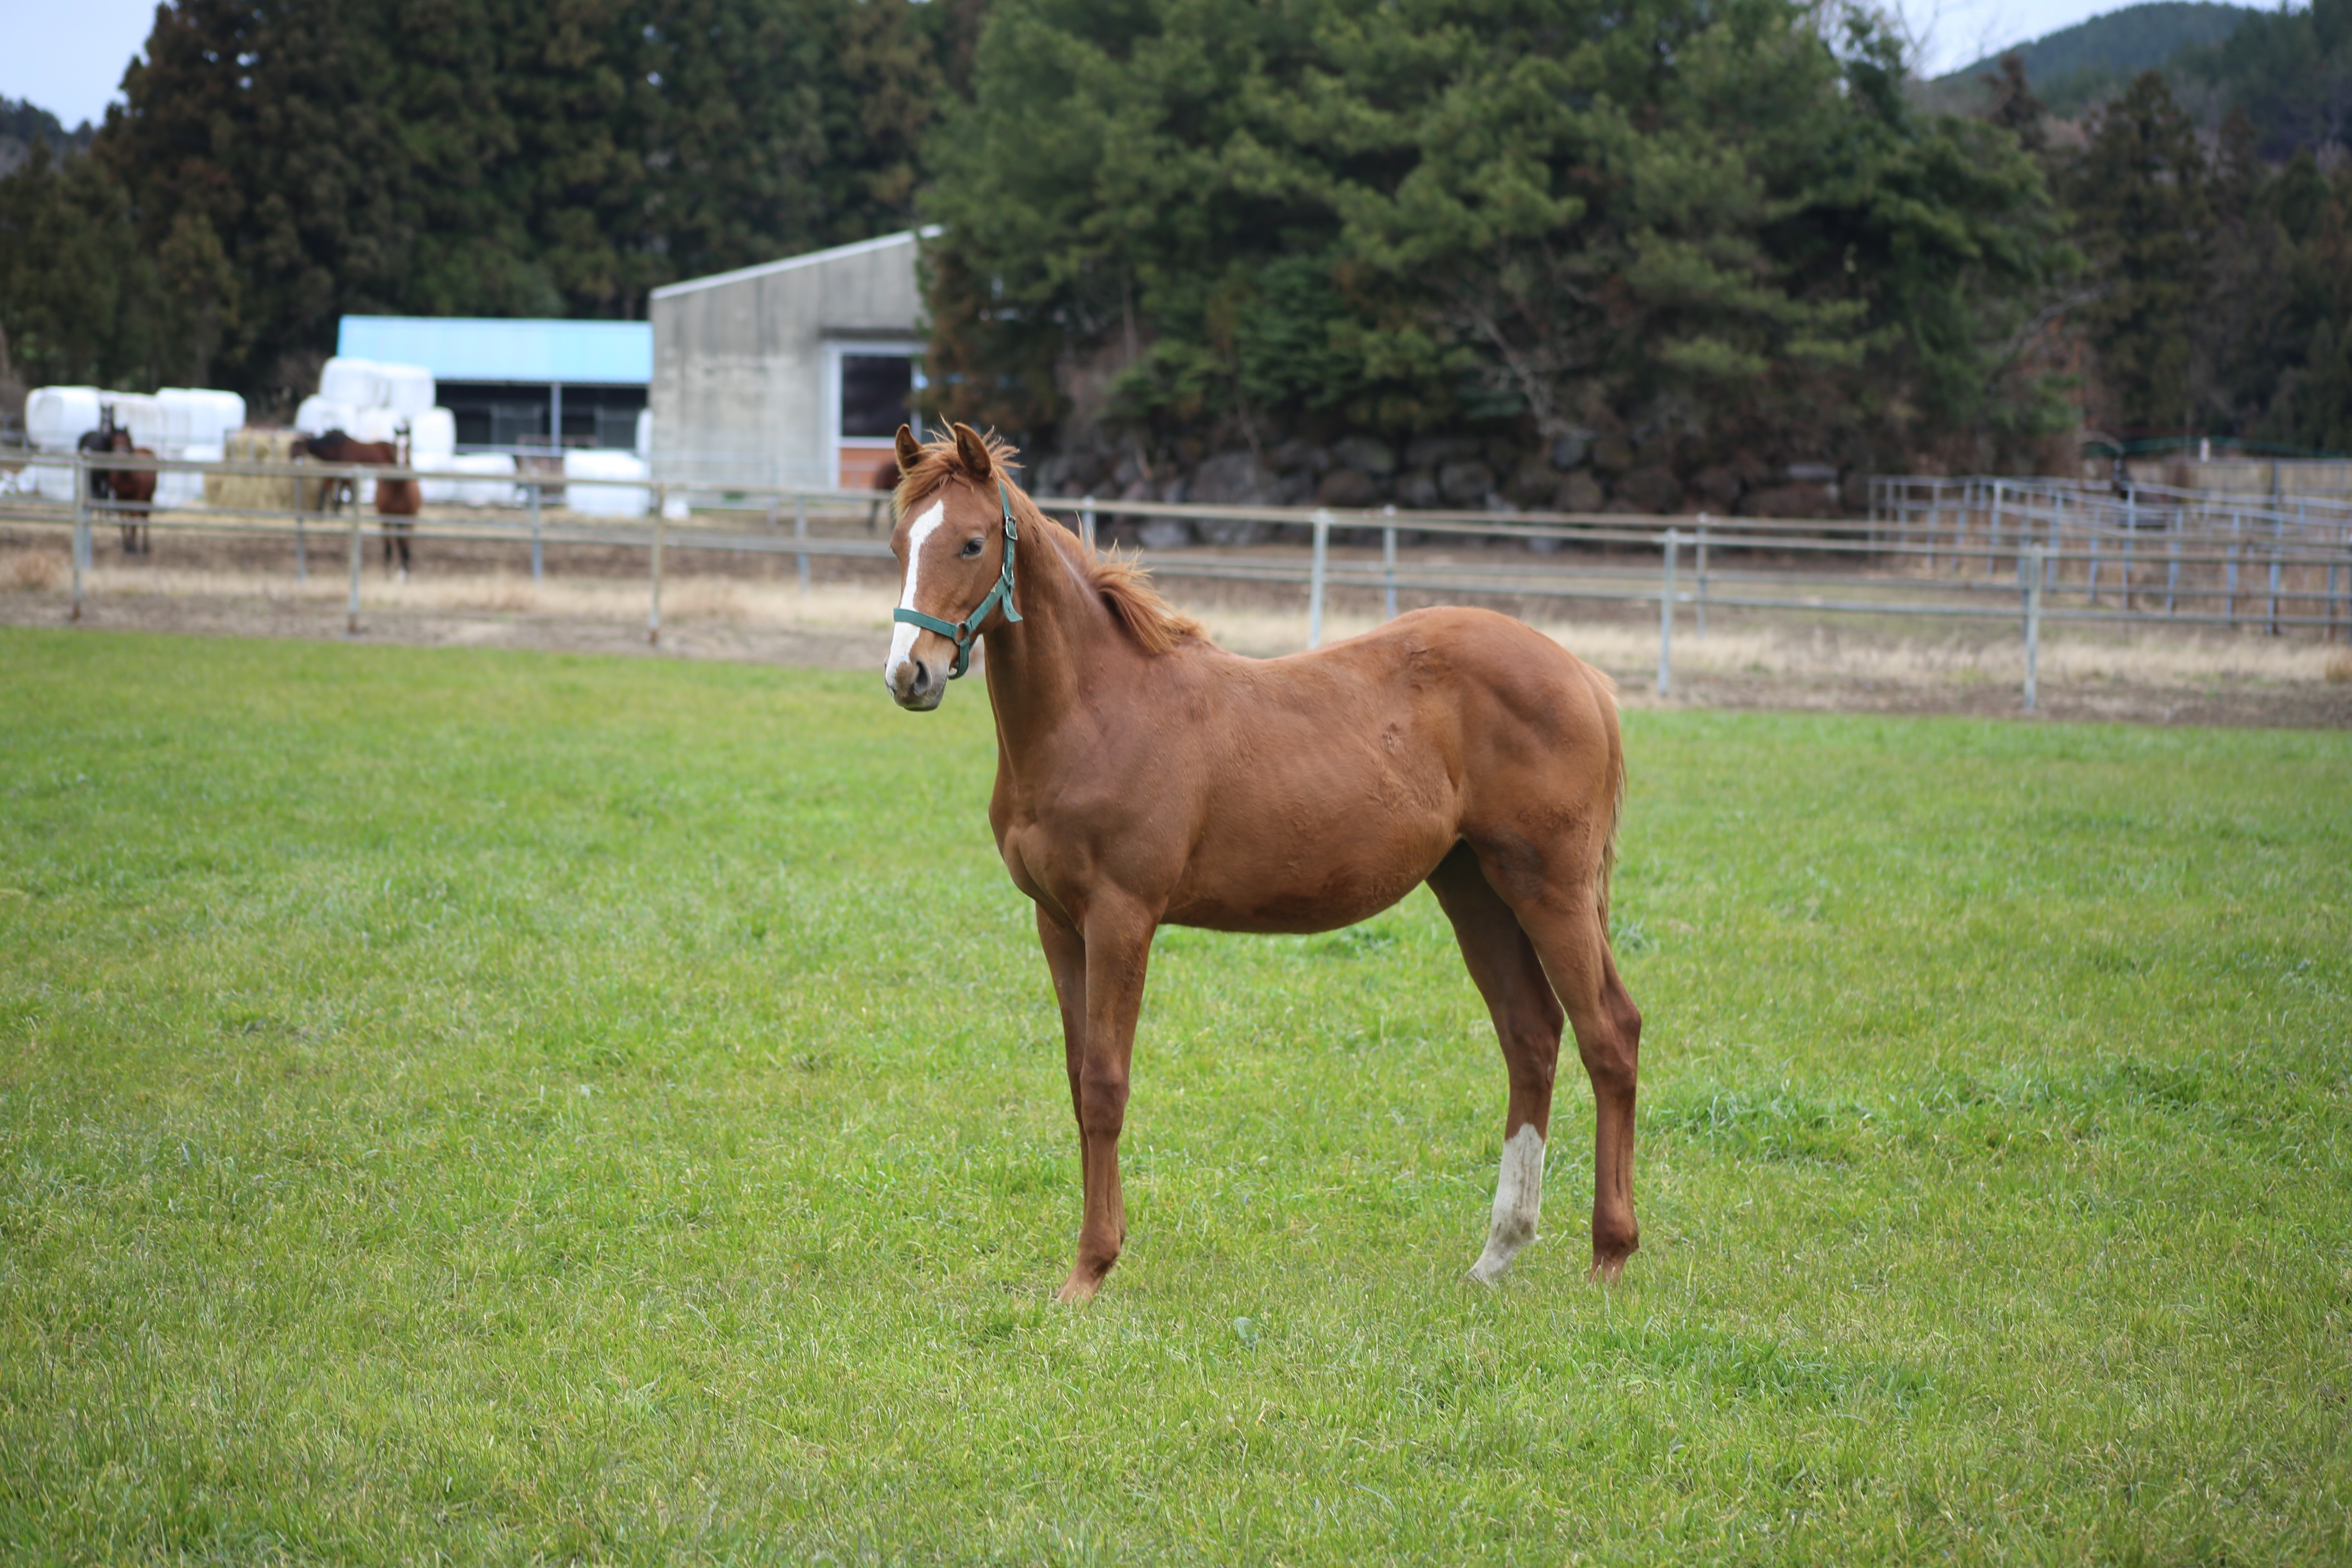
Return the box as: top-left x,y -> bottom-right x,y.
0,138 -> 162,388
924,0 -> 2072,469
2066,71 -> 2209,437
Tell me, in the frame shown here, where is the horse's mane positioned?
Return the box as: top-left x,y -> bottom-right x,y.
894,429 -> 1203,656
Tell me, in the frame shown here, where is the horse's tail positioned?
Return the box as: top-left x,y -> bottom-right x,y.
1583,660 -> 1626,933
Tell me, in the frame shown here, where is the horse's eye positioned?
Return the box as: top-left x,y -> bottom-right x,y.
961,537 -> 983,557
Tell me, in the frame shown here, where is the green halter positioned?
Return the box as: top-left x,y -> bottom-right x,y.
891,478 -> 1024,679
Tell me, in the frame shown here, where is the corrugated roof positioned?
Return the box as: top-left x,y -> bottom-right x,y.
336,316 -> 653,385
648,227 -> 940,301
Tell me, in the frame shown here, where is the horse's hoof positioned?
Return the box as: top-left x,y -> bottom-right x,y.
1054,1275 -> 1100,1305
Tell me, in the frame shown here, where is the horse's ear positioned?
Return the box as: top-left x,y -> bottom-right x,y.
953,422 -> 993,481
894,424 -> 922,475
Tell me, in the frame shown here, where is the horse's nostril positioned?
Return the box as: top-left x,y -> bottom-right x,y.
913,659 -> 931,691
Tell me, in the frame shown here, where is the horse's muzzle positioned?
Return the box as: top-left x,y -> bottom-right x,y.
887,656 -> 945,711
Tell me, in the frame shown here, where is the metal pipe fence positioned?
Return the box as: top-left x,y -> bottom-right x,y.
7,452 -> 2349,706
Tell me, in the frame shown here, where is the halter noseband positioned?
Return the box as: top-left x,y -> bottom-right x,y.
891,478 -> 1024,679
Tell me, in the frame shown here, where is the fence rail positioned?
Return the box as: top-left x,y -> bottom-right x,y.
6,452 -> 2348,706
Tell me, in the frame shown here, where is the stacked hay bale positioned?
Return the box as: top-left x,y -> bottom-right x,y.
207,429 -> 335,514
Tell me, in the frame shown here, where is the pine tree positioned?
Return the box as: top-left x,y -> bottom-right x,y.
2066,71 -> 2210,438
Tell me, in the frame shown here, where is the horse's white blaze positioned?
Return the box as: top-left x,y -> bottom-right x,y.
1468,1123 -> 1545,1284
885,499 -> 949,683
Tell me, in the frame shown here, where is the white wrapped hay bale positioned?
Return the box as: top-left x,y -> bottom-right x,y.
379,363 -> 436,421
410,408 -> 459,501
158,441 -> 225,507
26,387 -> 102,452
351,407 -> 403,443
296,396 -> 357,437
105,392 -> 164,452
16,462 -> 80,501
562,449 -> 650,516
317,357 -> 387,410
158,388 -> 247,454
447,452 -> 519,508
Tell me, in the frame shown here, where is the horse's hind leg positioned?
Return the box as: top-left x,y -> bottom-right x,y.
1428,843 -> 1565,1283
1503,880 -> 1641,1281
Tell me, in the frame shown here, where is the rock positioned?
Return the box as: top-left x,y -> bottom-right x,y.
1405,434 -> 1480,469
1199,517 -> 1271,545
1590,435 -> 1635,474
1138,517 -> 1195,548
1741,482 -> 1838,518
1553,471 -> 1604,512
1158,476 -> 1189,504
1333,434 -> 1397,476
1394,468 -> 1440,508
1438,460 -> 1494,505
1549,430 -> 1594,470
1503,457 -> 1559,508
1273,470 -> 1317,506
1189,450 -> 1277,505
1526,532 -> 1563,555
1688,465 -> 1742,507
1616,465 -> 1684,514
1317,467 -> 1381,507
1272,439 -> 1330,476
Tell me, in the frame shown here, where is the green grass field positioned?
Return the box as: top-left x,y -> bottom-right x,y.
2,628 -> 2347,1565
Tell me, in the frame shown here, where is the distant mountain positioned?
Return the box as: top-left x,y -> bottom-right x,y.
0,97 -> 94,177
1921,2 -> 2262,116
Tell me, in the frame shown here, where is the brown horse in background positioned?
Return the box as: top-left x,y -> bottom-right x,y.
302,428 -> 418,579
78,406 -> 157,555
883,423 -> 1642,1303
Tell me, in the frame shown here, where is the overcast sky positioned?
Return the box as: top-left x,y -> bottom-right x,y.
0,0 -> 2202,133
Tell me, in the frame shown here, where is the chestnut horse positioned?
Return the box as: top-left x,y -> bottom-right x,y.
301,428 -> 418,578
884,424 -> 1641,1302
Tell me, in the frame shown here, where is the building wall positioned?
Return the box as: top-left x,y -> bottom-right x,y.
649,232 -> 925,491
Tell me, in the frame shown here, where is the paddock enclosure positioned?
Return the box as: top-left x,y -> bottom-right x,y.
1,629 -> 2345,1563
4,450 -> 2350,726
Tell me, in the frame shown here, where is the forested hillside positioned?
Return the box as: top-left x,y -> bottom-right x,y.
1924,3 -> 2255,117
2,0 -> 2348,490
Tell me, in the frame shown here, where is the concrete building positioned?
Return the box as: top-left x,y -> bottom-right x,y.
336,316 -> 651,450
648,228 -> 932,493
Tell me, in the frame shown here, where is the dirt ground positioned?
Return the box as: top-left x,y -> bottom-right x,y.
4,525 -> 2348,728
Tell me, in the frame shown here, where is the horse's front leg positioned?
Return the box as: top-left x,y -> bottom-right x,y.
1056,896 -> 1155,1303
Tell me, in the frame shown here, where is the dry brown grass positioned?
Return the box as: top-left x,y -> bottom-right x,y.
2326,647 -> 2352,685
0,550 -> 66,593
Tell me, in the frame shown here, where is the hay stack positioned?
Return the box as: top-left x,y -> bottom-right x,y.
207,429 -> 336,513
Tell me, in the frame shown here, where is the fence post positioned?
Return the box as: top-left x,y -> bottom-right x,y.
345,509 -> 363,635
648,486 -> 666,646
1657,528 -> 1679,698
2267,511 -> 2283,636
1081,495 -> 1098,552
1987,479 -> 2002,573
529,473 -> 544,584
1695,517 -> 1710,638
2226,511 -> 2241,628
1381,513 -> 1398,621
2165,531 -> 2179,615
70,453 -> 87,621
294,474 -> 308,583
2022,546 -> 2043,714
794,492 -> 810,598
1307,508 -> 1331,648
